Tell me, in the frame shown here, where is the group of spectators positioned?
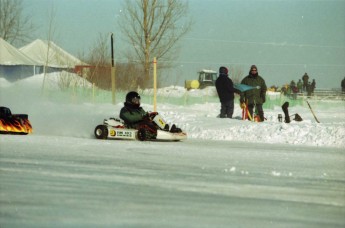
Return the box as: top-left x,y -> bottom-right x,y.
215,65 -> 267,122
280,73 -> 316,99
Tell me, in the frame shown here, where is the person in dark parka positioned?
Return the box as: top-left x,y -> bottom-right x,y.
240,65 -> 267,121
215,66 -> 238,118
302,73 -> 309,92
120,91 -> 158,139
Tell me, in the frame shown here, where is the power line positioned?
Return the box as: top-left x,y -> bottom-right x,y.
181,37 -> 345,49
115,58 -> 345,67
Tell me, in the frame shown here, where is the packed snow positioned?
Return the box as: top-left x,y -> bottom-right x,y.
1,72 -> 344,227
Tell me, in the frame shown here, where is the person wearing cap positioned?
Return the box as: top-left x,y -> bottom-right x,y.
240,65 -> 267,122
215,66 -> 238,118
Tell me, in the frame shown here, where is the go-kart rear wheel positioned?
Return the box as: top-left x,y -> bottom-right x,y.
137,128 -> 146,141
94,125 -> 108,139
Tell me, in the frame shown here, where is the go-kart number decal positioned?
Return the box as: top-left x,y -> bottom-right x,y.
112,130 -> 133,138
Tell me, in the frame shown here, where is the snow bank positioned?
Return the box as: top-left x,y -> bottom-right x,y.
8,71 -> 93,90
140,85 -> 218,98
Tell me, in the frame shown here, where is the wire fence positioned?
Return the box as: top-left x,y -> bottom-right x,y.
42,84 -> 309,110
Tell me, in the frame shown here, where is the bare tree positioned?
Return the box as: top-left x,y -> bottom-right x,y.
119,0 -> 192,87
0,0 -> 36,45
88,33 -> 111,67
41,5 -> 58,93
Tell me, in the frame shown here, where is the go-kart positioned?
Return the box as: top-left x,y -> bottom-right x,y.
94,113 -> 187,141
0,106 -> 33,135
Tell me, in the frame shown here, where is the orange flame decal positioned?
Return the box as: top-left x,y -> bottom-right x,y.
0,117 -> 32,134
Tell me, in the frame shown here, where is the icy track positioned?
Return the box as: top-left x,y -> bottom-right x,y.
1,135 -> 344,227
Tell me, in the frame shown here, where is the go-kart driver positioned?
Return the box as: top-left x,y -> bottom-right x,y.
120,91 -> 181,139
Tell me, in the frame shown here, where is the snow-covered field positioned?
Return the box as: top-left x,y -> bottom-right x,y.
1,73 -> 345,227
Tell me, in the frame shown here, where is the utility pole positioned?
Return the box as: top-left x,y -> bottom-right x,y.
111,33 -> 116,104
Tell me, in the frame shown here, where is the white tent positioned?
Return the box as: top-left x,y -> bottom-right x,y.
20,39 -> 86,69
0,37 -> 39,81
0,37 -> 39,66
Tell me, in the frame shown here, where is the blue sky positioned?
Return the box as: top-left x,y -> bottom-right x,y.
22,0 -> 345,88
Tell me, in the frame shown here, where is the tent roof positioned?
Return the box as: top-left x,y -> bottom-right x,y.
0,37 -> 40,66
20,39 -> 86,68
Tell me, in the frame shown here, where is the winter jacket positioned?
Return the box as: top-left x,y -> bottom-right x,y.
120,102 -> 147,125
120,102 -> 158,139
240,74 -> 267,105
215,73 -> 236,103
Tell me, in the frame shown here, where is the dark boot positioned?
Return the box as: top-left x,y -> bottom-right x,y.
282,102 -> 290,123
163,124 -> 169,131
258,111 -> 265,122
170,124 -> 182,133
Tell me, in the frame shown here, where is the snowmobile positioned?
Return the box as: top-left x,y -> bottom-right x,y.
0,106 -> 33,135
94,113 -> 187,141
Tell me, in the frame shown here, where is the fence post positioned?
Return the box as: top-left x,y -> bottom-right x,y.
92,83 -> 95,103
153,57 -> 157,112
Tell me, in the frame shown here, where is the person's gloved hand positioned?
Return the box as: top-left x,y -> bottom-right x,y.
143,112 -> 158,120
149,112 -> 158,118
142,112 -> 150,120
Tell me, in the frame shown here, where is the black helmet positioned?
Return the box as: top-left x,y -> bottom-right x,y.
125,91 -> 141,106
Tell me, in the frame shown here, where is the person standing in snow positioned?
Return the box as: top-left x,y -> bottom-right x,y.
240,65 -> 267,122
297,79 -> 303,93
306,82 -> 312,96
215,66 -> 237,118
302,73 -> 309,92
342,77 -> 345,93
120,91 -> 181,139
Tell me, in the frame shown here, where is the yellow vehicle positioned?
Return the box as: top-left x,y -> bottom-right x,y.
185,69 -> 217,90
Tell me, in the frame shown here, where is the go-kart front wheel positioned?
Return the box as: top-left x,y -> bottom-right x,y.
94,125 -> 108,139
